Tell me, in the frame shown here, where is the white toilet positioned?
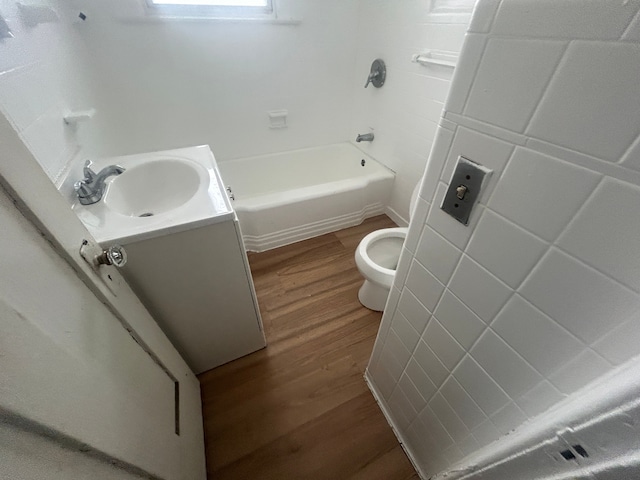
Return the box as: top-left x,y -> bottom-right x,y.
355,182 -> 421,311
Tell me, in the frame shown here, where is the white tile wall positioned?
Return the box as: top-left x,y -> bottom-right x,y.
366,1 -> 640,478
547,349 -> 612,395
414,340 -> 449,387
464,37 -> 566,132
398,288 -> 431,334
470,418 -> 501,447
470,330 -> 542,399
491,0 -> 640,40
621,135 -> 640,172
0,0 -> 107,184
488,148 -> 602,241
429,392 -> 469,442
414,226 -> 461,284
71,0 -> 360,162
490,401 -> 527,435
623,8 -> 640,42
406,260 -> 445,313
406,359 -> 437,402
453,356 -> 509,416
424,319 -> 465,371
351,0 -> 468,222
433,291 -> 484,350
527,42 -> 640,162
440,377 -> 485,430
466,210 -> 547,288
520,249 -> 639,344
516,380 -> 563,418
448,255 -> 511,322
492,295 -> 583,376
557,178 -> 640,293
592,317 -> 640,366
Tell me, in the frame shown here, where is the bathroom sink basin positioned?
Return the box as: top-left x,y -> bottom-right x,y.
104,159 -> 203,217
72,146 -> 234,244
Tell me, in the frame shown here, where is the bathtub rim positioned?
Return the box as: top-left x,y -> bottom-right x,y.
218,142 -> 396,252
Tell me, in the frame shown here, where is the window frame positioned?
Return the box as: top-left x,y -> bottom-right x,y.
144,0 -> 274,19
428,0 -> 475,24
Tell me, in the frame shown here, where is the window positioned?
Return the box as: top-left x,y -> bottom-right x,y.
150,0 -> 269,5
430,0 -> 476,13
428,0 -> 475,24
146,0 -> 273,18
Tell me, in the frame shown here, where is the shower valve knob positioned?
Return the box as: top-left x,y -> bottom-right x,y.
364,59 -> 386,88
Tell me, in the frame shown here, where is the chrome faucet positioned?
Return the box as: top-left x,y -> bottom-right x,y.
356,133 -> 374,142
74,159 -> 125,205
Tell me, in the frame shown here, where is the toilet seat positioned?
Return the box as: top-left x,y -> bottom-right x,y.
355,178 -> 422,311
355,227 -> 408,289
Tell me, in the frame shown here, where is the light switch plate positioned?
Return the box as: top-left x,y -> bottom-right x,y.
441,156 -> 492,225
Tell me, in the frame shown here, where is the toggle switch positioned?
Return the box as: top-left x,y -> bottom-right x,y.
441,156 -> 492,225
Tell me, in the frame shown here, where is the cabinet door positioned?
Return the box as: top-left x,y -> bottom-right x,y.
122,220 -> 266,374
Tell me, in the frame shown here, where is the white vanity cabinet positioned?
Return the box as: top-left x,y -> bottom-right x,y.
120,217 -> 266,374
73,146 -> 266,375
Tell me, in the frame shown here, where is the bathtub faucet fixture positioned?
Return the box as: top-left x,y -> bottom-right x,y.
74,159 -> 125,205
356,133 -> 374,143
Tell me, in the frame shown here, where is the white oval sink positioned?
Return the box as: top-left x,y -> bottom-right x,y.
72,146 -> 234,245
104,158 -> 206,217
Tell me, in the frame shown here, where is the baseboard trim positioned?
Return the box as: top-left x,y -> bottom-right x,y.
385,206 -> 408,227
364,370 -> 426,480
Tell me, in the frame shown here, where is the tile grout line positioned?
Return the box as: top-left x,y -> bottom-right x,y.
521,40 -> 572,135
619,5 -> 640,40
392,132 -> 517,440
457,34 -> 490,116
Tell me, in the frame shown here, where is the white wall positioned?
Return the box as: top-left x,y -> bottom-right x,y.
350,0 -> 469,223
0,0 -> 109,184
367,0 -> 640,477
71,0 -> 359,161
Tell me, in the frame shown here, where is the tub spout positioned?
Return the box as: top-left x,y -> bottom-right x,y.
356,133 -> 374,142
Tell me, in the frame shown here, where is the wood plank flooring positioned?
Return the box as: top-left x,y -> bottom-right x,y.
198,216 -> 418,479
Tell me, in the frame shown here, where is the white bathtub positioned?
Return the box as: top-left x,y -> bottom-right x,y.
218,143 -> 395,252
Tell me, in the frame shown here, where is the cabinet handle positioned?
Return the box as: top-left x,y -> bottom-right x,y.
96,244 -> 128,268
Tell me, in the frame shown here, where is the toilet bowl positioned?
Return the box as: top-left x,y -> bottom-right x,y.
355,181 -> 421,311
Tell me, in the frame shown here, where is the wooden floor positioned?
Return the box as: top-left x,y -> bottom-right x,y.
198,215 -> 418,480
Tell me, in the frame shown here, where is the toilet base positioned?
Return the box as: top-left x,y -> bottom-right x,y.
357,279 -> 390,312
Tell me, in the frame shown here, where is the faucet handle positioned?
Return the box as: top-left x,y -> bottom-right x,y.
74,179 -> 90,195
74,179 -> 101,205
364,71 -> 378,88
83,159 -> 97,183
